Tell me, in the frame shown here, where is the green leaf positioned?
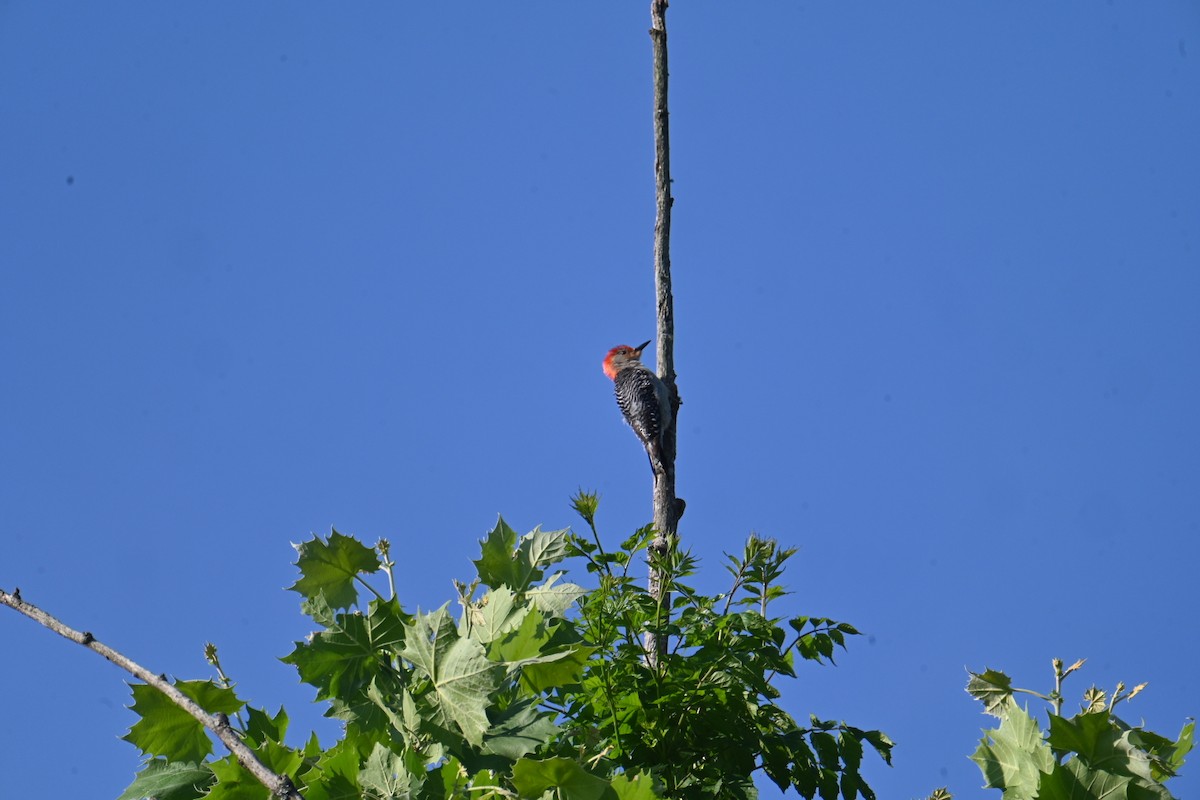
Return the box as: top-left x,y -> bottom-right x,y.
473,518 -> 521,590
123,680 -> 244,763
207,754 -> 270,800
282,595 -> 408,703
1161,720 -> 1194,780
207,740 -> 304,800
969,698 -> 1054,800
839,729 -> 864,770
619,524 -> 656,555
244,706 -> 289,746
301,773 -> 361,800
116,760 -> 214,800
489,606 -> 592,692
290,530 -> 381,610
967,668 -> 1016,717
359,743 -> 419,800
259,739 -> 305,783
527,573 -> 587,617
489,605 -> 551,664
480,698 -> 560,760
301,738 -> 363,800
849,726 -> 894,767
469,586 -> 526,644
810,731 -> 838,771
1049,711 -> 1155,782
609,772 -> 660,800
473,519 -> 570,592
512,757 -> 616,800
521,643 -> 592,694
427,756 -> 471,800
402,606 -> 499,746
1037,757 -> 1133,800
523,526 -> 571,574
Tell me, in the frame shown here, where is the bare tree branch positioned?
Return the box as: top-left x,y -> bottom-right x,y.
0,587 -> 304,800
646,0 -> 682,667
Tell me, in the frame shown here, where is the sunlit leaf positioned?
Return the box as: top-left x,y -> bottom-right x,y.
969,698 -> 1053,800
512,757 -> 615,800
1049,711 -> 1155,783
123,680 -> 243,763
358,743 -> 418,800
289,530 -> 380,610
402,607 -> 498,746
116,760 -> 214,800
1037,757 -> 1132,800
966,668 -> 1015,717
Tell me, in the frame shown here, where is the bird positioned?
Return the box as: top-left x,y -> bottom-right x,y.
602,340 -> 673,478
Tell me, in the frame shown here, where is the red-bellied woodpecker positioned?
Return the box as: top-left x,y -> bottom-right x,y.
602,339 -> 673,477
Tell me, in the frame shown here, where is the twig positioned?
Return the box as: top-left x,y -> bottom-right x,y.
646,0 -> 683,667
0,587 -> 304,800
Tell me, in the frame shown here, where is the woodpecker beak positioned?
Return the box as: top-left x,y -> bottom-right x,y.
634,339 -> 652,355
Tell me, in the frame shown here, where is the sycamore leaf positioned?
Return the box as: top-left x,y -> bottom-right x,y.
244,706 -> 288,746
208,739 -> 304,800
426,757 -> 469,799
260,739 -> 306,780
116,760 -> 214,800
123,680 -> 243,763
359,743 -> 420,800
302,738 -> 363,800
527,573 -> 587,617
467,768 -> 506,800
1049,711 -> 1155,783
969,698 -> 1054,800
512,757 -> 616,800
1082,686 -> 1108,714
1037,758 -> 1133,800
524,527 -> 571,574
473,519 -> 570,592
282,596 -> 407,702
519,644 -> 592,694
967,668 -> 1016,717
610,772 -> 660,800
490,606 -> 551,663
1126,719 -> 1195,783
290,530 -> 381,610
473,518 -> 521,590
469,586 -> 526,644
480,698 -> 560,760
363,678 -> 446,766
1164,720 -> 1195,779
207,754 -> 269,800
487,606 -> 592,692
300,772 -> 361,800
402,606 -> 498,746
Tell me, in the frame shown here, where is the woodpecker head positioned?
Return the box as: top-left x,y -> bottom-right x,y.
602,339 -> 652,380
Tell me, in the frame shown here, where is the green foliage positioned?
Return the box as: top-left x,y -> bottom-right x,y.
965,660 -> 1192,800
115,760 -> 215,800
123,680 -> 243,763
118,503 -> 887,799
560,505 -> 891,800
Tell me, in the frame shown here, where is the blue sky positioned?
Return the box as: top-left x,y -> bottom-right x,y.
2,3 -> 1198,798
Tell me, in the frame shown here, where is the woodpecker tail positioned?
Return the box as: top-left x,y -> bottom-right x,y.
645,438 -> 669,481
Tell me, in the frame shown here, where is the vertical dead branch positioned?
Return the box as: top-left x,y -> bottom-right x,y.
647,0 -> 681,667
